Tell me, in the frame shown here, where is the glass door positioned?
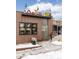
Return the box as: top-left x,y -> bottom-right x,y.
42,20 -> 48,40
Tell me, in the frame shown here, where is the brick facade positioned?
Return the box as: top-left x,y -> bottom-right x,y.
16,11 -> 62,44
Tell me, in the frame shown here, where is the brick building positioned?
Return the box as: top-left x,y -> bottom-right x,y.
16,11 -> 62,44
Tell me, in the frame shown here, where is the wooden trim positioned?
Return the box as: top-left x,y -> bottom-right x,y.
22,13 -> 51,19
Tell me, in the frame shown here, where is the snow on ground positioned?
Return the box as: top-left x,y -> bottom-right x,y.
52,35 -> 62,41
52,41 -> 62,45
22,49 -> 61,59
16,35 -> 62,59
16,41 -> 62,59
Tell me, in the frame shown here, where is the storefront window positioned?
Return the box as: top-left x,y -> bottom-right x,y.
19,22 -> 37,35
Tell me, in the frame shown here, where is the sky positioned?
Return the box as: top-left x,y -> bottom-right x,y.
16,0 -> 62,20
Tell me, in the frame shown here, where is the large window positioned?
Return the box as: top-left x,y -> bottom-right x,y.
19,22 -> 37,35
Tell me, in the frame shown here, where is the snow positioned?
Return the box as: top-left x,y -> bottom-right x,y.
52,41 -> 62,45
16,35 -> 62,59
16,43 -> 40,49
22,50 -> 61,59
51,35 -> 62,45
52,35 -> 62,41
16,41 -> 62,59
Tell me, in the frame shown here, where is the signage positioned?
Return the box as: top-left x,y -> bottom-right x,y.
24,7 -> 51,17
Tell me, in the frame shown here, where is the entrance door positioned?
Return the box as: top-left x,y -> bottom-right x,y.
53,25 -> 62,35
42,20 -> 48,40
58,26 -> 62,35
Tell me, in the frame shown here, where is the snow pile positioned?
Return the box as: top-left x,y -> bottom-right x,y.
16,43 -> 40,49
52,35 -> 62,41
51,35 -> 62,45
52,41 -> 62,45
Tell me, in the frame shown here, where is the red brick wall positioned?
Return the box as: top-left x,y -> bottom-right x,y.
16,11 -> 60,44
48,19 -> 53,37
16,12 -> 45,44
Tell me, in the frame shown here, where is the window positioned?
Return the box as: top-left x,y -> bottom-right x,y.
58,26 -> 62,35
19,22 -> 37,35
53,25 -> 62,35
19,22 -> 26,35
25,23 -> 31,35
31,23 -> 37,35
53,25 -> 57,31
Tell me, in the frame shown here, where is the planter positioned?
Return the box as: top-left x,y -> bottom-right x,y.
31,40 -> 36,45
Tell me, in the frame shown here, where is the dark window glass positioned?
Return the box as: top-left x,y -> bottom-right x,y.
19,22 -> 37,35
53,25 -> 57,31
53,25 -> 62,35
58,26 -> 62,35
